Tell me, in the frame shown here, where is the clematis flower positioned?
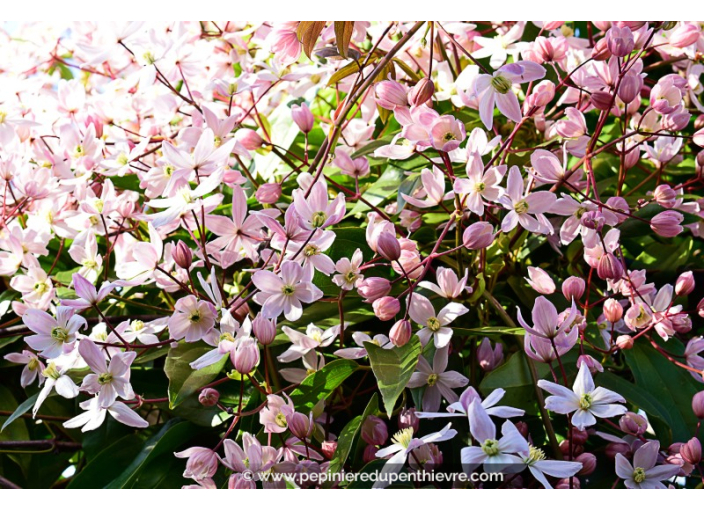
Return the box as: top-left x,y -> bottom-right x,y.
168,295 -> 217,343
279,323 -> 340,363
23,306 -> 87,359
429,115 -> 466,152
173,447 -> 219,482
64,396 -> 148,432
516,442 -> 584,489
221,433 -> 283,486
475,61 -> 547,129
416,386 -> 524,422
61,273 -> 116,311
407,293 -> 469,348
499,166 -> 556,235
33,362 -> 80,416
453,155 -> 506,216
78,339 -> 136,407
418,267 -> 471,299
406,347 -> 469,412
332,248 -> 364,290
402,166 -> 453,209
252,260 -> 323,322
292,181 -> 346,230
334,332 -> 392,359
615,441 -> 680,489
373,423 -> 457,489
538,362 -> 627,430
4,350 -> 46,387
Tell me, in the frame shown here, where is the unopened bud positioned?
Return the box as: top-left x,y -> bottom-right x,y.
173,240 -> 193,269
408,78 -> 435,106
676,271 -> 695,296
389,319 -> 412,347
198,388 -> 220,407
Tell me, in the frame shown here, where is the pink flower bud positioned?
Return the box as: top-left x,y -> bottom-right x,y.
618,72 -> 643,104
555,477 -> 581,489
514,421 -> 529,437
698,298 -> 704,318
651,210 -> 684,237
576,453 -> 597,476
555,107 -> 587,138
590,90 -> 613,110
680,438 -> 701,465
577,354 -> 603,374
321,440 -> 337,459
670,23 -> 700,48
255,183 -> 282,204
408,78 -> 435,106
597,253 -> 623,281
676,271 -> 695,296
363,444 -> 379,463
477,337 -> 503,372
693,391 -> 704,419
173,240 -> 193,269
619,411 -> 648,435
252,314 -> 276,346
232,337 -> 259,374
591,37 -> 611,60
562,276 -> 586,302
604,298 -> 624,323
198,388 -> 220,407
236,129 -> 264,150
693,127 -> 704,148
525,266 -> 556,294
288,411 -> 314,438
463,221 -> 495,250
605,441 -> 631,459
174,447 -> 219,481
571,427 -> 589,444
361,415 -> 388,445
616,334 -> 634,350
357,277 -> 391,302
377,232 -> 401,261
85,114 -> 104,139
672,313 -> 692,334
375,80 -> 409,110
653,184 -> 677,208
398,407 -> 420,432
389,319 -> 411,347
373,296 -> 400,321
291,103 -> 314,133
560,439 -> 583,457
606,26 -> 634,57
662,107 -> 690,131
525,80 -> 555,111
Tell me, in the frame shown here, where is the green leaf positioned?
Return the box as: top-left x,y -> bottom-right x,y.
327,393 -> 379,477
366,337 -> 421,418
454,326 -> 525,337
1,393 -> 37,432
623,341 -> 700,442
67,434 -> 145,489
105,420 -> 199,488
479,352 -> 550,410
290,359 -> 359,413
165,342 -> 227,409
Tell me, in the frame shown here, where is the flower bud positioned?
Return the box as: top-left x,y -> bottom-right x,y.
619,411 -> 648,435
671,314 -> 692,334
571,427 -> 589,445
670,23 -> 700,48
676,271 -> 695,296
229,474 -> 256,489
174,447 -> 219,481
232,337 -> 259,374
373,296 -> 400,321
198,388 -> 220,407
590,90 -> 613,110
363,444 -> 379,463
377,232 -> 401,261
375,80 -> 408,110
255,183 -> 282,204
477,337 -> 503,372
291,103 -> 314,133
398,407 -> 420,433
651,210 -> 684,237
604,298 -> 624,323
252,314 -> 276,346
173,240 -> 193,269
514,421 -> 529,437
605,441 -> 631,459
525,80 -> 555,111
562,276 -> 586,302
577,354 -> 603,374
389,319 -> 412,347
321,440 -> 337,459
576,453 -> 597,476
408,78 -> 435,106
463,221 -> 495,250
597,253 -> 623,281
236,129 -> 264,150
680,438 -> 702,465
606,26 -> 634,57
618,72 -> 643,104
693,127 -> 704,148
289,411 -> 314,438
591,37 -> 611,60
653,184 -> 677,208
357,277 -> 391,302
361,416 -> 388,446
616,334 -> 634,350
560,439 -> 583,457
693,391 -> 704,419
698,298 -> 704,318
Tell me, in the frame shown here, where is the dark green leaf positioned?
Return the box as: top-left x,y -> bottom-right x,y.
366,337 -> 421,418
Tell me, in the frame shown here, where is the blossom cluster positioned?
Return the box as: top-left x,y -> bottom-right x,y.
1,21 -> 704,489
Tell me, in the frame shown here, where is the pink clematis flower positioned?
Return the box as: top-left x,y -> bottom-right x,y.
406,347 -> 469,412
475,61 -> 547,129
78,339 -> 136,408
252,260 -> 323,321
402,166 -> 453,209
4,350 -> 46,387
453,155 -> 506,216
63,396 -> 148,432
499,166 -> 556,235
418,267 -> 471,299
23,306 -> 87,359
615,441 -> 680,489
292,181 -> 346,230
407,293 -> 469,348
168,295 -> 217,343
278,323 -> 340,363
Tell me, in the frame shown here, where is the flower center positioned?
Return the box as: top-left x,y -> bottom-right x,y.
42,362 -> 60,380
51,327 -> 69,343
282,284 -> 296,296
311,211 -> 328,228
98,372 -> 113,385
189,312 -> 202,324
633,467 -> 647,484
426,317 -> 441,332
33,282 -> 49,294
481,439 -> 500,456
345,271 -> 359,284
131,320 -> 145,332
27,358 -> 39,371
443,132 -> 456,142
490,75 -> 512,94
579,393 -> 593,410
303,244 -> 320,257
275,412 -> 288,428
427,373 -> 439,386
514,199 -> 530,214
474,181 -> 486,193
392,427 -> 415,449
219,332 -> 235,343
527,446 -> 546,465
